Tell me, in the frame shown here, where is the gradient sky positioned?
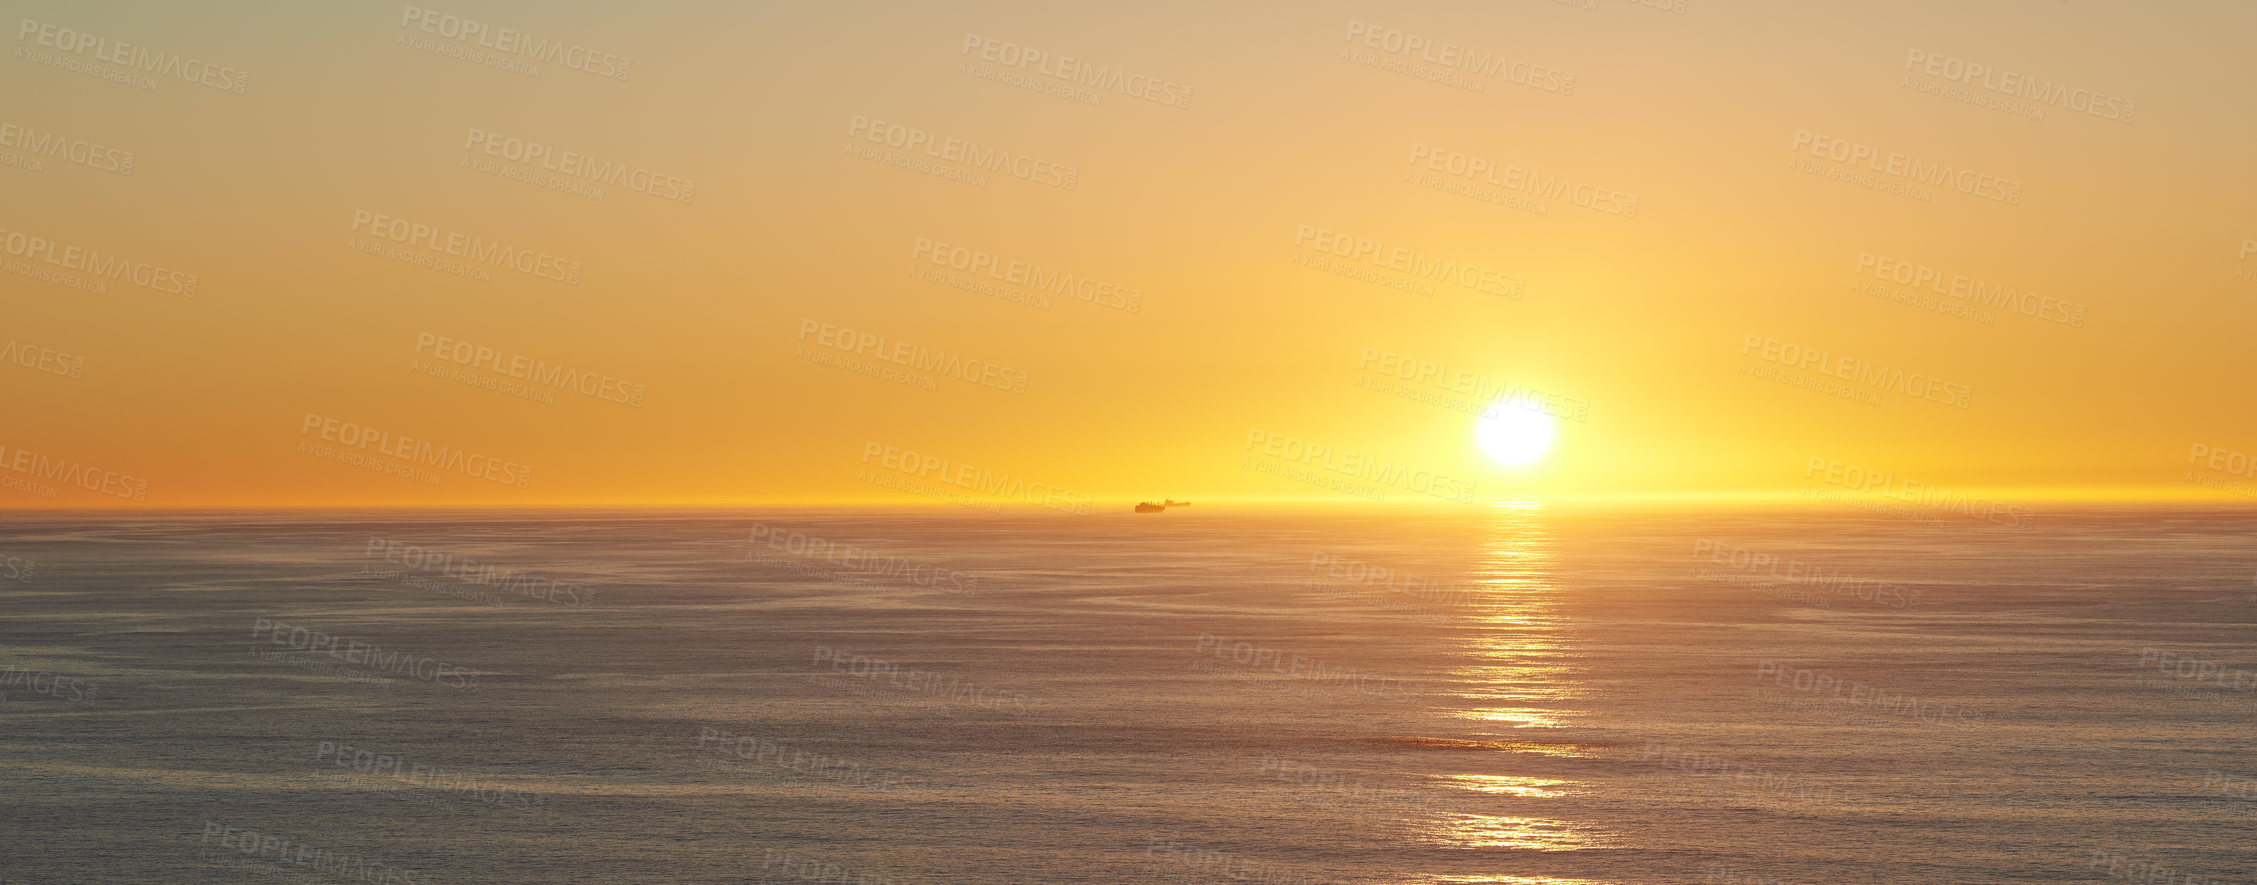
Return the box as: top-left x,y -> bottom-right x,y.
7,0 -> 2256,508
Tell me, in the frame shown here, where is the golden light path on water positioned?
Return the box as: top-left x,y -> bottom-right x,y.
1419,502 -> 1616,860
1453,502 -> 1575,730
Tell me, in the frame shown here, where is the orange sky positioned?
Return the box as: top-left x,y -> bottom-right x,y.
6,1 -> 2256,509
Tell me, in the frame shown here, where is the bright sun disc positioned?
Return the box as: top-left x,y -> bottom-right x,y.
1477,406 -> 1556,467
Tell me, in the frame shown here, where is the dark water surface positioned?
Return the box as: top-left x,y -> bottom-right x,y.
1,507 -> 2252,883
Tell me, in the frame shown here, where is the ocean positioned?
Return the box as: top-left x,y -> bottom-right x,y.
1,507 -> 2252,883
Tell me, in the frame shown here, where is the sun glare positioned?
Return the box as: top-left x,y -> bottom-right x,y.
1477,406 -> 1556,467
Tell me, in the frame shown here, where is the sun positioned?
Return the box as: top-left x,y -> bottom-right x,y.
1476,405 -> 1556,467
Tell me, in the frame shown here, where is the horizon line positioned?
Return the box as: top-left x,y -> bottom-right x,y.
4,489 -> 2255,514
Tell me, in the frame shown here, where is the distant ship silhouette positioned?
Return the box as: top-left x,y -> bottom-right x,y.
1135,502 -> 1165,513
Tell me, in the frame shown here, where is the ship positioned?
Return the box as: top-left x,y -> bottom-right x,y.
1135,502 -> 1166,513
1163,499 -> 1191,507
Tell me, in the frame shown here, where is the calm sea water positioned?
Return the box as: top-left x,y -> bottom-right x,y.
1,507 -> 2252,884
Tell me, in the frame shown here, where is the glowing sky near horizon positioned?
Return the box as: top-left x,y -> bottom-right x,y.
6,0 -> 2257,508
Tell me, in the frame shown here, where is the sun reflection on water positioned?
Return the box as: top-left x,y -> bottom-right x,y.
1420,813 -> 1602,851
1435,773 -> 1573,799
1424,503 -> 1615,852
1447,502 -> 1575,729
